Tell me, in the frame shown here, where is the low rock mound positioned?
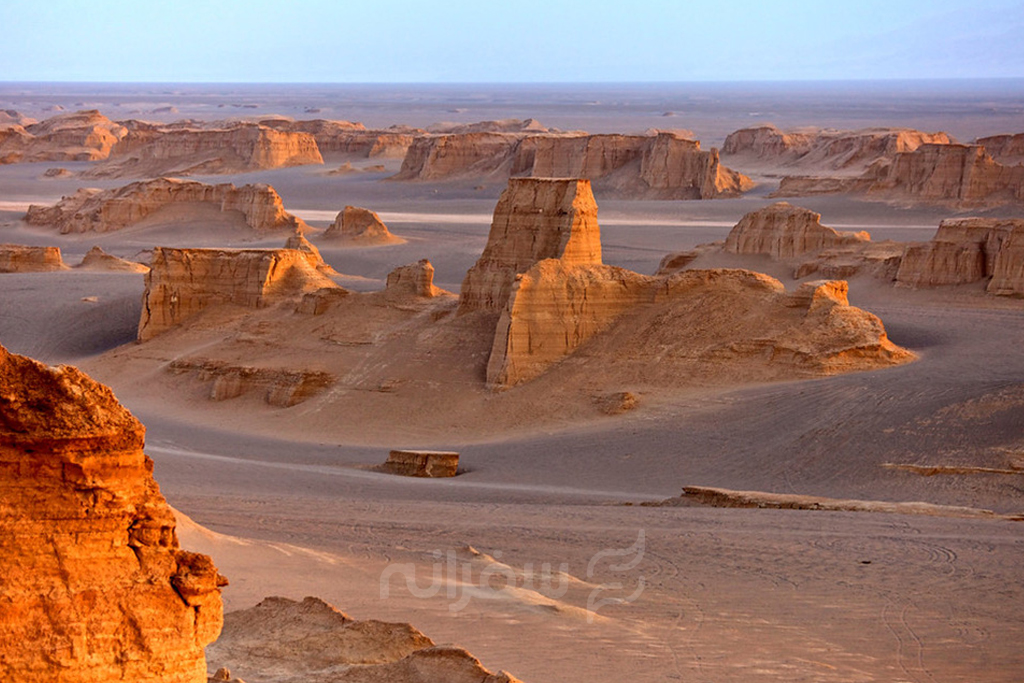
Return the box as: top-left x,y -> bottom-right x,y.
386,259 -> 444,298
724,202 -> 870,259
0,109 -> 127,164
206,596 -> 521,683
459,177 -> 602,314
0,244 -> 67,272
323,205 -> 405,245
77,246 -> 149,272
25,177 -> 308,234
0,343 -> 225,683
138,246 -> 339,341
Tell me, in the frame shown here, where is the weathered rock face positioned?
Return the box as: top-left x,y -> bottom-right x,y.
393,131 -> 752,199
0,243 -> 67,272
322,206 -> 404,245
25,177 -> 308,234
0,110 -> 127,164
77,246 -> 149,273
138,247 -> 339,341
723,125 -> 953,172
206,596 -> 521,683
724,202 -> 871,259
260,119 -> 418,159
459,177 -> 602,314
382,449 -> 460,477
976,132 -> 1024,165
93,123 -> 323,177
0,343 -> 225,683
989,224 -> 1024,296
386,259 -> 442,297
895,218 -> 1024,291
486,265 -> 913,388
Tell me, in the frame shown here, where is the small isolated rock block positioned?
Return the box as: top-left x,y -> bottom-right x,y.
382,450 -> 460,478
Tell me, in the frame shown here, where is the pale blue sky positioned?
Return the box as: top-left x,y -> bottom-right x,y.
3,0 -> 1022,82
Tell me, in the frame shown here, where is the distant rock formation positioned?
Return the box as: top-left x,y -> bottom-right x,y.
0,343 -> 225,683
386,259 -> 443,297
976,132 -> 1024,166
0,244 -> 67,272
0,109 -> 127,164
89,122 -> 323,177
322,205 -> 405,245
896,218 -> 1024,295
722,125 -> 953,172
776,143 -> 1024,205
76,245 -> 149,272
723,202 -> 870,259
393,131 -> 752,199
430,118 -> 549,134
25,177 -> 308,234
260,118 -> 418,159
487,265 -> 912,388
459,177 -> 602,314
0,109 -> 36,126
206,596 -> 521,683
138,246 -> 338,341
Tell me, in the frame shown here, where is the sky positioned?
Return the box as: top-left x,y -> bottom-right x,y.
2,0 -> 1022,83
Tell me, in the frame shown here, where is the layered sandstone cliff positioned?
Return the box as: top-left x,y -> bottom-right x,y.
0,110 -> 127,164
723,125 -> 953,172
724,202 -> 871,258
0,343 -> 225,683
895,218 -> 1024,293
25,177 -> 308,234
138,246 -> 338,341
393,131 -> 752,199
976,133 -> 1024,166
459,177 -> 602,314
487,265 -> 912,388
322,205 -> 405,245
260,118 -> 418,159
0,244 -> 68,272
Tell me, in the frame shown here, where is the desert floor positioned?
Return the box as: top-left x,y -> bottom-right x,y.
1,83 -> 1023,682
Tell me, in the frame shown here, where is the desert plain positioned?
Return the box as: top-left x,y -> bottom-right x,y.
1,81 -> 1023,682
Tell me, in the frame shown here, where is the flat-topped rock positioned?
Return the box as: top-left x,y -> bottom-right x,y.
382,450 -> 460,477
0,244 -> 67,272
386,259 -> 443,298
895,218 -> 1024,290
724,202 -> 870,259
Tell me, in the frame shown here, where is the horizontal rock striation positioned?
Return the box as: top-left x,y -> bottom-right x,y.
0,243 -> 68,272
724,202 -> 871,259
25,177 -> 308,234
975,132 -> 1024,166
0,343 -> 225,683
138,246 -> 339,341
260,118 -> 419,158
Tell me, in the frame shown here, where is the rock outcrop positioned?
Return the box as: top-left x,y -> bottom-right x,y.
895,218 -> 1024,294
138,246 -> 339,341
322,205 -> 405,245
76,246 -> 149,272
0,110 -> 127,164
0,244 -> 67,272
723,125 -> 953,172
25,177 -> 308,234
393,131 -> 752,199
386,259 -> 442,297
724,202 -> 871,259
776,144 -> 1024,205
260,118 -> 418,158
0,343 -> 225,683
206,596 -> 521,683
487,265 -> 913,388
976,133 -> 1024,166
381,449 -> 460,477
90,122 -> 323,177
459,177 -> 602,314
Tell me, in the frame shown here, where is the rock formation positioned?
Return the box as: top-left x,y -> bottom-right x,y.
381,449 -> 460,477
386,259 -> 442,297
722,125 -> 953,172
168,359 -> 333,406
90,122 -> 323,177
322,205 -> 405,245
393,131 -> 752,199
0,244 -> 67,272
0,343 -> 225,682
0,110 -> 127,164
260,118 -> 418,159
76,246 -> 149,272
487,265 -> 913,388
776,144 -> 1024,205
724,202 -> 871,258
459,177 -> 602,314
206,596 -> 521,683
25,177 -> 308,234
138,246 -> 339,341
976,132 -> 1024,166
895,218 -> 1024,294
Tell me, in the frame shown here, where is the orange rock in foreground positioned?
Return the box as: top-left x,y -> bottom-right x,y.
0,343 -> 225,683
